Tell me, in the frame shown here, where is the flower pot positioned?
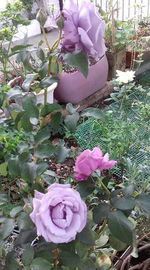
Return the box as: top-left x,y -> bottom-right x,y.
54,54 -> 108,104
126,50 -> 150,69
126,51 -> 139,68
36,82 -> 58,104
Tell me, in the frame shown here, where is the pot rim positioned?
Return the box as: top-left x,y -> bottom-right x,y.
61,54 -> 106,76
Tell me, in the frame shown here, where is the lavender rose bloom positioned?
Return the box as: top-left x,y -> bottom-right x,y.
61,0 -> 106,58
74,147 -> 117,180
30,183 -> 87,243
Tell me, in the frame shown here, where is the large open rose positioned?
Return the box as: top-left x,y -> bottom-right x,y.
61,0 -> 106,58
30,183 -> 87,243
74,147 -> 117,180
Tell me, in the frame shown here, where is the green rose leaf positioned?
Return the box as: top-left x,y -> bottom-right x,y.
77,225 -> 95,246
15,230 -> 36,247
22,74 -> 38,92
22,93 -> 39,119
35,251 -> 55,263
36,48 -> 45,62
22,244 -> 34,266
79,259 -> 96,270
59,251 -> 81,267
0,218 -> 15,240
5,251 -> 20,270
30,117 -> 38,125
35,141 -> 55,159
17,212 -> 34,231
39,76 -> 58,88
36,162 -> 48,175
21,162 -> 37,182
34,126 -> 51,145
0,193 -> 8,206
10,206 -> 23,218
63,50 -> 88,78
111,197 -> 135,211
64,112 -> 79,133
30,257 -> 51,270
55,141 -> 70,163
8,157 -> 20,177
135,194 -> 150,217
108,211 -> 134,244
20,112 -> 33,132
66,103 -> 79,114
75,241 -> 89,258
109,234 -> 127,251
95,233 -> 109,248
77,179 -> 95,198
19,152 -> 32,164
81,107 -> 105,119
41,103 -> 61,117
11,44 -> 32,53
122,185 -> 135,196
93,202 -> 109,224
51,112 -> 62,133
0,162 -> 7,176
38,62 -> 48,79
23,267 -> 30,270
6,86 -> 22,99
35,241 -> 57,252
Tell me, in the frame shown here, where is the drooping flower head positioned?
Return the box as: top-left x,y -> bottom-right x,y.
61,0 -> 106,59
74,147 -> 117,180
30,183 -> 87,243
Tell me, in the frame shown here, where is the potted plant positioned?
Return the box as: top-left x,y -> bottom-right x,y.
99,0 -> 134,80
0,0 -> 30,84
52,0 -> 108,104
126,16 -> 150,71
34,0 -> 108,104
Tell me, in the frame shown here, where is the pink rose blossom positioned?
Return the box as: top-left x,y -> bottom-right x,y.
74,147 -> 117,180
61,0 -> 106,59
30,183 -> 87,243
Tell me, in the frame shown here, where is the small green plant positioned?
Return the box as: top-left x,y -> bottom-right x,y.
0,0 -> 30,83
99,0 -> 135,52
105,70 -> 136,110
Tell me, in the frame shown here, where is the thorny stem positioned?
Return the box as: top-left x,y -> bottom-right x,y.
44,88 -> 47,105
50,29 -> 62,53
97,176 -> 111,196
42,24 -> 62,75
41,26 -> 51,52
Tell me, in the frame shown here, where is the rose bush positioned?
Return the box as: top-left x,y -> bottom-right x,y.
74,147 -> 117,180
30,183 -> 87,243
61,0 -> 106,59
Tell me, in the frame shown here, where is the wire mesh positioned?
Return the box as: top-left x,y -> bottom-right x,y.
74,89 -> 150,179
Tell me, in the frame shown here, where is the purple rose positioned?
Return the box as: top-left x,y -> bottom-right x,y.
30,183 -> 87,243
74,147 -> 117,180
61,0 -> 106,58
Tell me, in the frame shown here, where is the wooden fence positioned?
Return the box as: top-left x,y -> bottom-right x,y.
93,0 -> 150,21
62,0 -> 150,22
1,0 -> 150,22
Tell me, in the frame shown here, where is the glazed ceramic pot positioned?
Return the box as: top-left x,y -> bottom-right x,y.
54,54 -> 108,104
